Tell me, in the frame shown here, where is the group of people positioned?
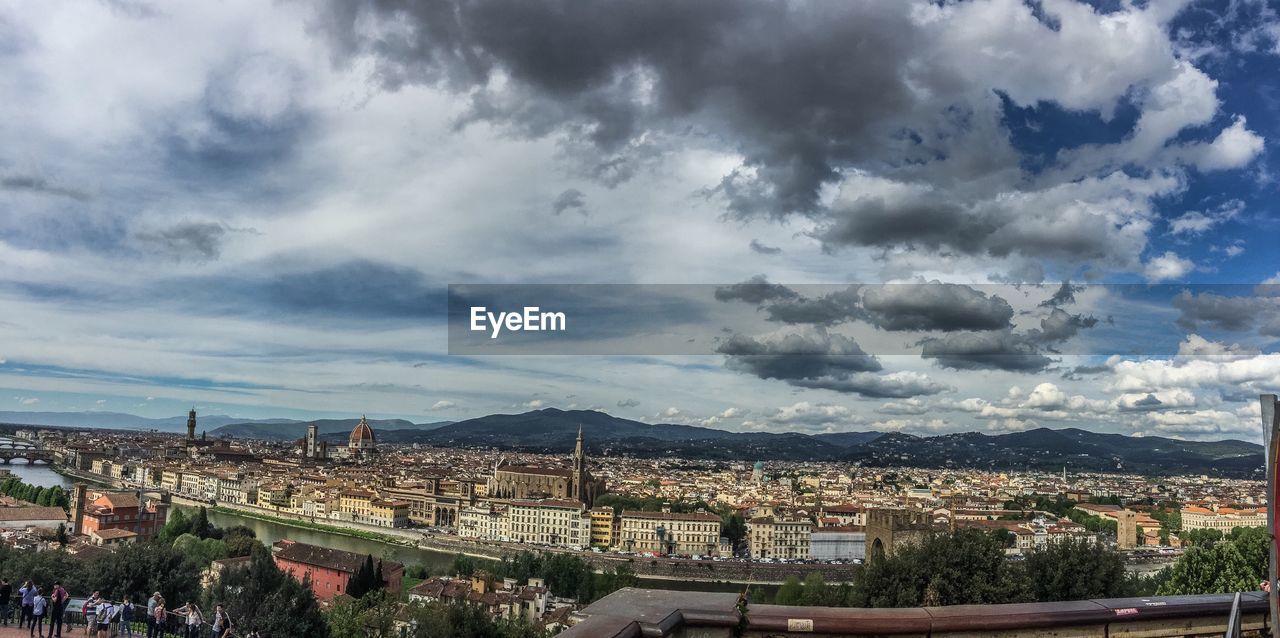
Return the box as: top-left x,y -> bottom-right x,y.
0,580 -> 255,638
0,577 -> 72,638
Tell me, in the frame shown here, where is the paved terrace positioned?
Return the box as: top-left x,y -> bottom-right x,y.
562,588 -> 1271,637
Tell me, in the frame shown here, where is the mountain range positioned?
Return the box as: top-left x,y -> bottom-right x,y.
1,408 -> 1262,477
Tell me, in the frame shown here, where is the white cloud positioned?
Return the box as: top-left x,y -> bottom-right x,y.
1189,116 -> 1266,171
1143,251 -> 1195,281
15,397 -> 39,405
429,400 -> 457,410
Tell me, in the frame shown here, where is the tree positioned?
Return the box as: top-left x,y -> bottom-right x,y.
850,530 -> 1030,607
799,572 -> 832,606
205,549 -> 329,637
1024,537 -> 1127,602
347,554 -> 382,599
774,576 -> 804,606
721,513 -> 747,555
1157,542 -> 1257,595
55,523 -> 67,547
85,542 -> 203,604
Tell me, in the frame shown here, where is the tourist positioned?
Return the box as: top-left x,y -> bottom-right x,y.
82,593 -> 98,636
48,581 -> 68,638
29,586 -> 46,638
94,597 -> 112,638
151,598 -> 165,638
210,604 -> 231,638
19,580 -> 35,629
119,597 -> 134,638
179,602 -> 201,638
145,593 -> 162,638
0,577 -> 12,626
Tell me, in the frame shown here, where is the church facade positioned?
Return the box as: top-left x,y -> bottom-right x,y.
488,428 -> 604,507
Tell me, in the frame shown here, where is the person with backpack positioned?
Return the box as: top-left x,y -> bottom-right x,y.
48,582 -> 68,638
19,580 -> 35,629
119,597 -> 134,638
29,586 -> 46,638
94,598 -> 112,638
210,604 -> 231,638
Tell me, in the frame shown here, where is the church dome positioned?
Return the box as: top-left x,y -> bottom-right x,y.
349,415 -> 376,448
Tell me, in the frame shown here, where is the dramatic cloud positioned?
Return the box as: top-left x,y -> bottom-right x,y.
718,328 -> 882,380
713,276 -> 801,305
920,330 -> 1054,372
859,283 -> 1012,332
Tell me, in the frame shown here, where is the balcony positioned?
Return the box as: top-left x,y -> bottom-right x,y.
561,588 -> 1270,637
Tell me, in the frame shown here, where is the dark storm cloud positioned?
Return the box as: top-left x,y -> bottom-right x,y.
920,330 -> 1054,372
616,398 -> 640,408
762,287 -> 863,326
1062,364 -> 1111,380
749,239 -> 781,255
1039,282 -> 1083,307
318,0 -> 920,218
1032,308 -> 1099,343
1122,393 -> 1163,410
550,188 -> 587,215
817,197 -> 992,253
718,330 -> 882,380
713,276 -> 800,305
790,373 -> 949,398
1172,289 -> 1279,333
134,221 -> 257,261
716,327 -> 950,398
859,283 -> 1013,332
0,174 -> 90,201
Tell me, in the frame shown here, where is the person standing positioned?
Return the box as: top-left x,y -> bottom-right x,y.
145,594 -> 161,638
180,603 -> 201,638
0,577 -> 13,627
82,593 -> 99,636
94,598 -> 112,638
120,597 -> 134,638
19,580 -> 35,629
29,586 -> 46,638
48,581 -> 68,638
210,604 -> 231,638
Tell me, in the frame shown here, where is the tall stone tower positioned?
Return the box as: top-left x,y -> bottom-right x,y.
186,408 -> 197,441
571,426 -> 586,503
306,423 -> 319,458
1117,509 -> 1138,549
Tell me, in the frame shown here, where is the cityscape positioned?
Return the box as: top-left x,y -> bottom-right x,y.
3,0 -> 1280,636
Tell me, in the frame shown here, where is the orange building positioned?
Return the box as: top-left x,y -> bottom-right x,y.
272,540 -> 404,601
71,485 -> 169,542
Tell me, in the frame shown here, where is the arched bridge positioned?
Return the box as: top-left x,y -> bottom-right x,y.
0,449 -> 52,464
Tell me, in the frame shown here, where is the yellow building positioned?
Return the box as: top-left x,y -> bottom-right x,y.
508,499 -> 589,549
369,499 -> 410,528
748,515 -> 813,560
619,510 -> 720,557
1181,505 -> 1267,531
589,507 -> 616,548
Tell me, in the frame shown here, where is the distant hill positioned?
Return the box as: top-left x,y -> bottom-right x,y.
0,410 -> 289,433
845,427 -> 1263,478
211,418 -> 451,441
387,410 -> 1262,477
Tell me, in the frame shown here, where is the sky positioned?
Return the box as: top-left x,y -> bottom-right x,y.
1,0 -> 1280,441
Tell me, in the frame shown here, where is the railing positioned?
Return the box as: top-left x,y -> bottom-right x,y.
8,598 -> 233,637
561,588 -> 1272,637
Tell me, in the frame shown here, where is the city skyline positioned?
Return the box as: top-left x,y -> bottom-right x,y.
2,1 -> 1280,440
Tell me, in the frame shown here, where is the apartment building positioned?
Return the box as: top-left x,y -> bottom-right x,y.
748,515 -> 813,560
619,509 -> 721,557
508,499 -> 589,549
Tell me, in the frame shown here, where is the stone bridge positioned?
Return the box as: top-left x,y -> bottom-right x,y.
0,449 -> 52,464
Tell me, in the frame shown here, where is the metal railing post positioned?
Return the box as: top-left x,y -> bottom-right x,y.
1225,591 -> 1242,638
